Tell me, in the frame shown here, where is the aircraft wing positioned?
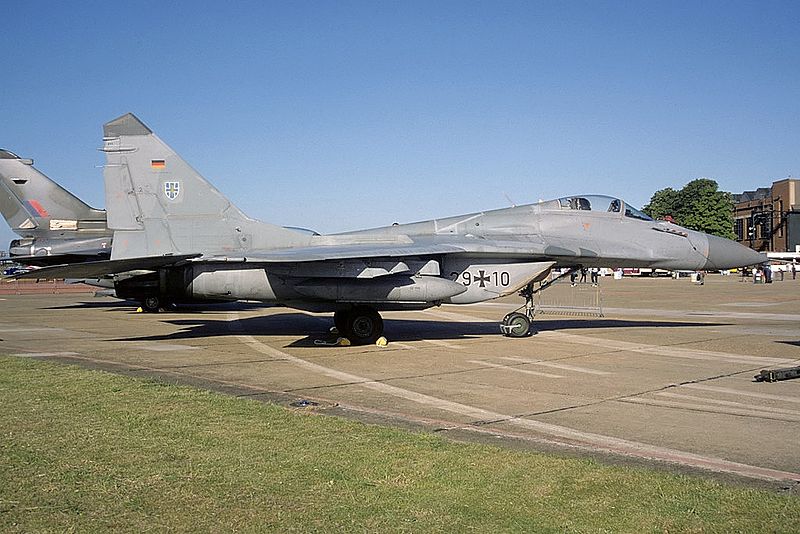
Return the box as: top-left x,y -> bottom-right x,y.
9,254 -> 200,280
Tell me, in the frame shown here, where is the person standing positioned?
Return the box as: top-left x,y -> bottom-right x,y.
792,262 -> 797,280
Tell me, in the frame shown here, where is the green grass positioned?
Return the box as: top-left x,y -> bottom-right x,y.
0,356 -> 797,533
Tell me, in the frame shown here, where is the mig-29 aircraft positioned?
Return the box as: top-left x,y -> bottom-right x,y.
15,113 -> 766,343
0,149 -> 112,265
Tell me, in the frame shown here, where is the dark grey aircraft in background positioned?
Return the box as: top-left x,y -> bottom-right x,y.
17,113 -> 766,343
0,149 -> 112,265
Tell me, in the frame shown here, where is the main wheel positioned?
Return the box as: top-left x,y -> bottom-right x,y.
503,312 -> 531,337
141,296 -> 162,313
345,306 -> 384,345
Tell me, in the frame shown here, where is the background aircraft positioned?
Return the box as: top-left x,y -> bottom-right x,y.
0,149 -> 112,265
17,113 -> 766,343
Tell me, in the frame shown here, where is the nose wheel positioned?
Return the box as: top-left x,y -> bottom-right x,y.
500,282 -> 534,337
501,312 -> 532,337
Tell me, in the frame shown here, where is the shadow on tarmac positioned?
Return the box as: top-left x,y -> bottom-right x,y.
44,300 -> 273,312
109,312 -> 730,346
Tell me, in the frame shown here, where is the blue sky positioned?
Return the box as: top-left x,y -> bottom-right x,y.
2,1 -> 799,248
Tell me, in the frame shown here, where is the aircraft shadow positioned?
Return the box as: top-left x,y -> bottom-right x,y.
532,318 -> 730,332
45,300 -> 273,312
111,313 -> 728,346
45,300 -> 132,310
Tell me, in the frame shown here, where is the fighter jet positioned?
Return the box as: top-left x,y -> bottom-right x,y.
0,149 -> 112,265
16,113 -> 766,343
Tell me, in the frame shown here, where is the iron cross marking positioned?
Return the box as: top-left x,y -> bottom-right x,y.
475,270 -> 490,288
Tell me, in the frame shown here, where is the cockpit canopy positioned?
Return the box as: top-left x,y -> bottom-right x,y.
542,195 -> 653,221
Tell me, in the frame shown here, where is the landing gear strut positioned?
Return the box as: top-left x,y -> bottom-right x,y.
333,306 -> 384,345
333,310 -> 348,336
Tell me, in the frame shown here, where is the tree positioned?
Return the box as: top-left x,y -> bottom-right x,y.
642,188 -> 679,221
643,179 -> 734,240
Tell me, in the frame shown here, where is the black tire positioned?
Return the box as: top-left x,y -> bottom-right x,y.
345,306 -> 384,345
141,296 -> 161,313
333,310 -> 350,336
504,312 -> 531,338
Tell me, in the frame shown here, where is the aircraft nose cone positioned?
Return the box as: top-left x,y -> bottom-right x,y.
704,235 -> 766,270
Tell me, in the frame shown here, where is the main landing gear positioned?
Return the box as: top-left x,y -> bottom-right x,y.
500,268 -> 580,338
141,295 -> 163,313
139,295 -> 174,313
333,306 -> 384,345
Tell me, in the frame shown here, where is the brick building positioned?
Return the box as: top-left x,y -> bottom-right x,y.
733,178 -> 800,252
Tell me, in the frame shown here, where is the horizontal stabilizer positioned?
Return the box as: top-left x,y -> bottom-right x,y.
10,251 -> 112,267
10,253 -> 200,280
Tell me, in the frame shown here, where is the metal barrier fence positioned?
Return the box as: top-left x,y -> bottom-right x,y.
533,274 -> 604,317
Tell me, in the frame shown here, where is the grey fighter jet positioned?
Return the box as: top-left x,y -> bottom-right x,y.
16,113 -> 765,343
0,149 -> 112,265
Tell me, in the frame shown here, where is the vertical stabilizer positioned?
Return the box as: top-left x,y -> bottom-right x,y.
0,149 -> 107,238
101,113 -> 307,259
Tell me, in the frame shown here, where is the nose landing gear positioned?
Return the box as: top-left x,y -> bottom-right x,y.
500,267 -> 580,338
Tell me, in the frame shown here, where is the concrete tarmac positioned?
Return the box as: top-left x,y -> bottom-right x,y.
2,274 -> 800,490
